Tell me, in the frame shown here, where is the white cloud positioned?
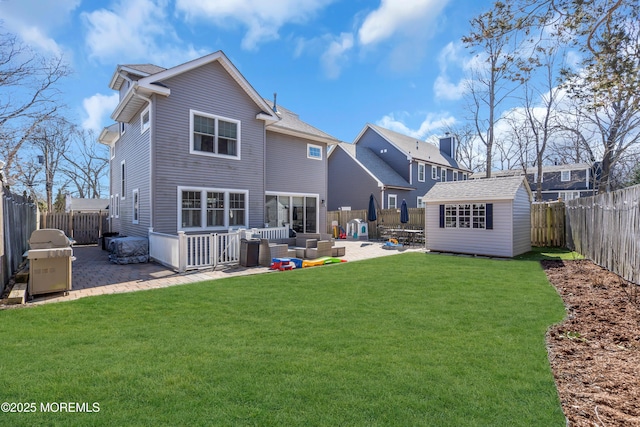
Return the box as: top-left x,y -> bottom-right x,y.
81,93 -> 120,133
377,112 -> 456,139
320,33 -> 354,79
82,0 -> 206,66
433,41 -> 472,101
358,0 -> 449,46
175,0 -> 335,51
0,0 -> 80,55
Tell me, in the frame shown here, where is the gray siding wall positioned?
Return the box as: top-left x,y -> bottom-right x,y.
109,103 -> 152,238
512,185 -> 531,256
425,200 -> 514,257
328,147 -> 380,210
357,128 -> 410,182
152,61 -> 266,234
265,131 -> 328,230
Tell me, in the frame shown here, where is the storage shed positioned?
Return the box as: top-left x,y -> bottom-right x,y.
423,176 -> 532,257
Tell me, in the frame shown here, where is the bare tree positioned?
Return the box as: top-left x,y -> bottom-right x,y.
462,2 -> 525,177
31,116 -> 72,212
445,123 -> 484,173
0,30 -> 70,182
60,128 -> 109,199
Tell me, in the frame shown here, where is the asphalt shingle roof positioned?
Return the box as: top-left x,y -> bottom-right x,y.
423,176 -> 529,202
338,143 -> 413,189
264,99 -> 340,143
368,124 -> 463,170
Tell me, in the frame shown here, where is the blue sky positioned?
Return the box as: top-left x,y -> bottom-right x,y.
0,0 -> 492,143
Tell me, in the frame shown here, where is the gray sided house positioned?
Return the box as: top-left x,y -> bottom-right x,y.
99,51 -> 339,240
328,124 -> 470,211
423,176 -> 532,258
474,163 -> 599,201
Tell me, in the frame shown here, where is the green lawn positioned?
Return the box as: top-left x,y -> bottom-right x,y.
0,253 -> 566,426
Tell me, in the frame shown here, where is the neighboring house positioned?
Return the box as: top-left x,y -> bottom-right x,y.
472,163 -> 600,201
423,176 -> 532,257
65,195 -> 109,213
327,124 -> 470,211
98,51 -> 340,241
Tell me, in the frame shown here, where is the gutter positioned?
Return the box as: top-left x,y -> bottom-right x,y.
132,88 -> 154,232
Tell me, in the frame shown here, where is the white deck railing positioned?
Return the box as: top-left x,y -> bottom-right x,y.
149,226 -> 286,272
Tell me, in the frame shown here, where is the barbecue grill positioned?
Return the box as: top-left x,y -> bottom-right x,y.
26,229 -> 74,297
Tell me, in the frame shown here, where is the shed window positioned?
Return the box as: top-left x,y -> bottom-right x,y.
440,203 -> 492,230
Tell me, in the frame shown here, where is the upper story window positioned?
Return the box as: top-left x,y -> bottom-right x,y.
453,171 -> 458,181
141,107 -> 150,134
432,166 -> 438,180
418,163 -> 425,182
307,144 -> 322,160
120,122 -> 126,135
561,170 -> 571,182
190,110 -> 240,159
441,169 -> 446,182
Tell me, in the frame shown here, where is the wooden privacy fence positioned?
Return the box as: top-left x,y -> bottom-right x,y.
41,212 -> 109,245
566,184 -> 640,285
1,187 -> 37,285
531,202 -> 565,247
327,208 -> 425,240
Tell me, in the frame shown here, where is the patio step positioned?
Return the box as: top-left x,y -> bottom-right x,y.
7,282 -> 27,305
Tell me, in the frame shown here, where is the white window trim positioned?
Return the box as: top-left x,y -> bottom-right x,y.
432,166 -> 437,180
418,163 -> 425,182
189,109 -> 241,160
120,121 -> 126,135
388,194 -> 397,209
110,195 -> 114,218
120,161 -> 125,200
561,170 -> 571,182
132,189 -> 139,224
140,106 -> 150,134
441,169 -> 446,182
307,143 -> 323,160
445,203 -> 486,229
114,194 -> 120,218
417,196 -> 425,208
178,186 -> 249,231
265,191 -> 320,234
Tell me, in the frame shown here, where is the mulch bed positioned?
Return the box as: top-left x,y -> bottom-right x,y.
543,259 -> 640,426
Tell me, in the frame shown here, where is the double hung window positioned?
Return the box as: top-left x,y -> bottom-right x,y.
191,110 -> 240,158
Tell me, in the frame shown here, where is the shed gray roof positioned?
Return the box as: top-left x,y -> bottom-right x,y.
338,143 -> 414,189
423,176 -> 530,202
368,124 -> 463,170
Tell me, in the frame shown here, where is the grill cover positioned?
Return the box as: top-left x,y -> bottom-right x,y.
29,229 -> 73,249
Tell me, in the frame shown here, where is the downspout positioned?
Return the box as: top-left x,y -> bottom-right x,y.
132,87 -> 154,232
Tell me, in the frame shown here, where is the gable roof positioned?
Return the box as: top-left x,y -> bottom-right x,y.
358,124 -> 466,170
110,51 -> 278,124
334,143 -> 415,190
423,176 -> 531,202
471,163 -> 592,179
263,99 -> 340,145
